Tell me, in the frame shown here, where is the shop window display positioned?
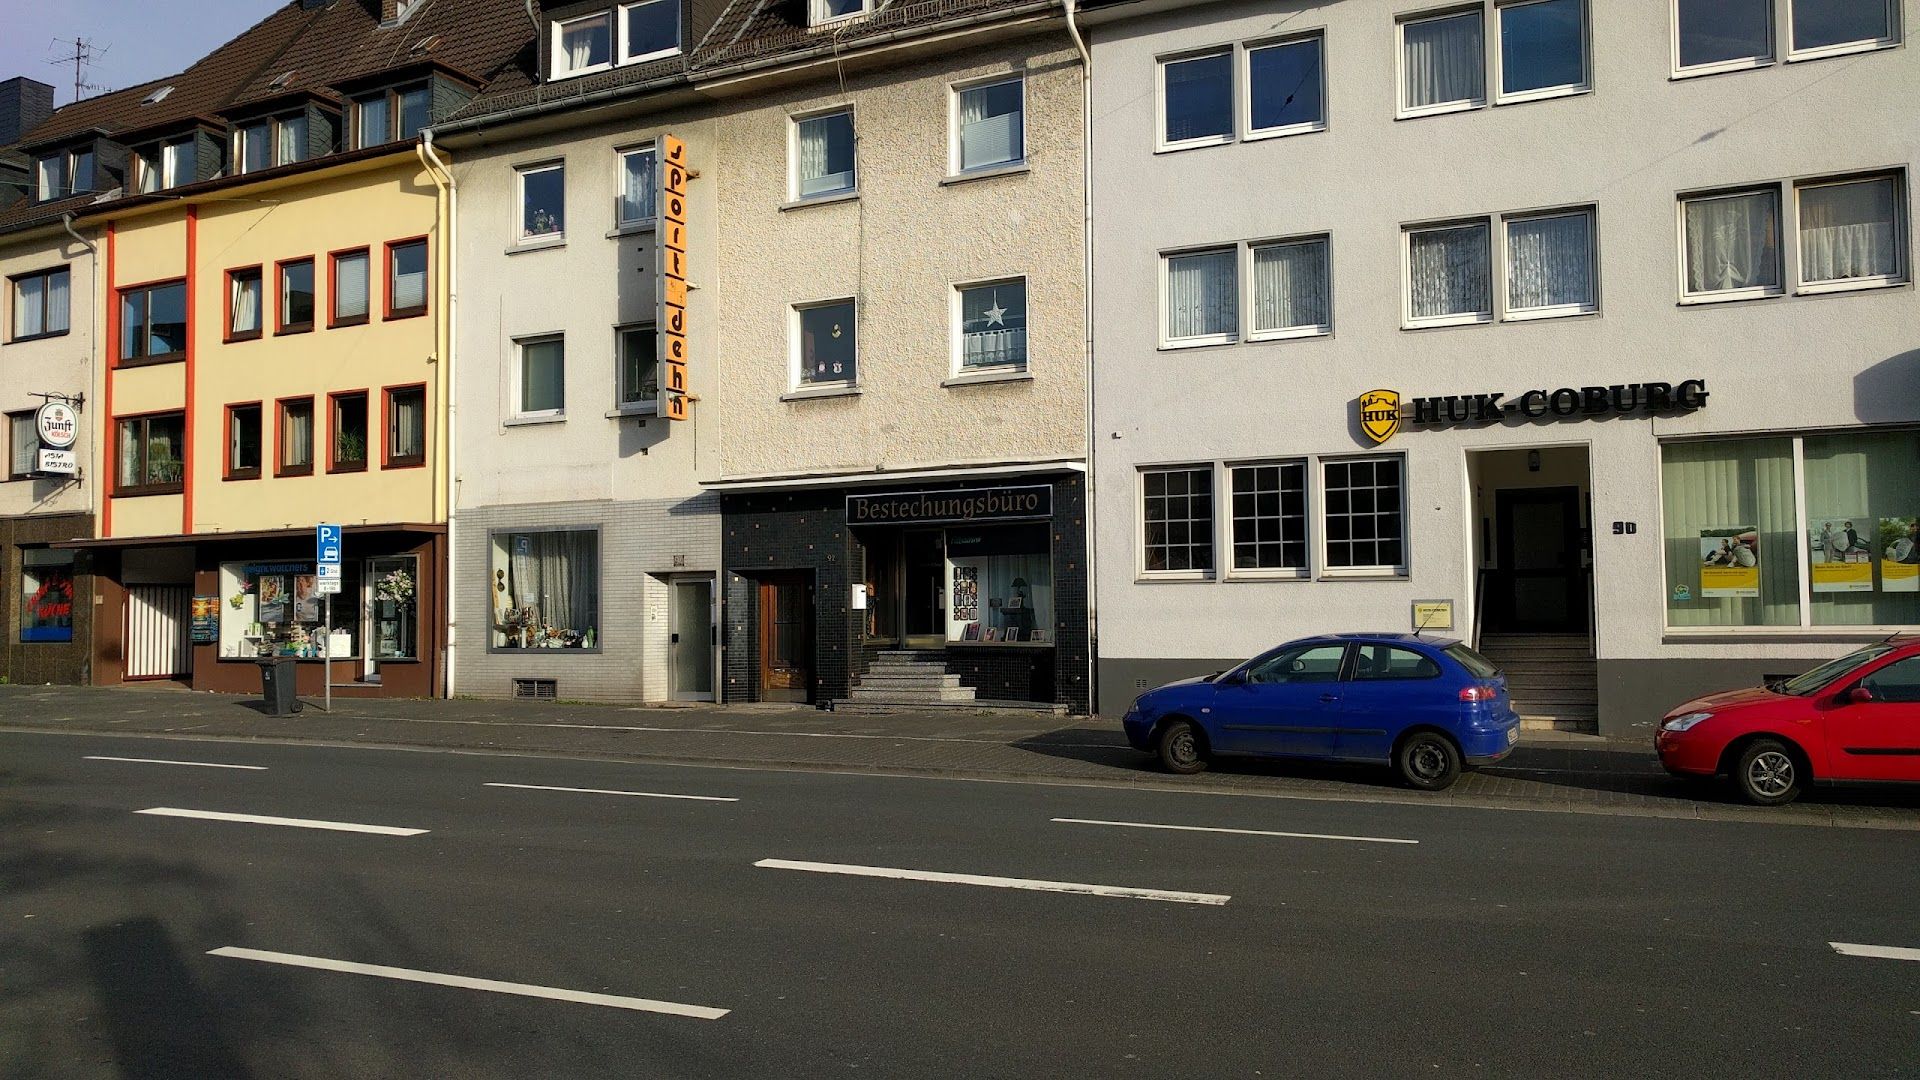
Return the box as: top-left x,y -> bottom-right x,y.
946,526 -> 1052,643
217,561 -> 362,657
368,556 -> 419,660
1804,431 -> 1920,626
491,528 -> 600,649
21,549 -> 76,643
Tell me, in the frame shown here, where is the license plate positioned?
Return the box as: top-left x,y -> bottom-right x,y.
1506,726 -> 1520,746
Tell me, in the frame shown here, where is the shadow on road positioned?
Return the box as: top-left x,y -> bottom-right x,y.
82,918 -> 253,1080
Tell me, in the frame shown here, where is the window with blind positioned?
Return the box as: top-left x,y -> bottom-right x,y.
1681,188 -> 1782,300
1496,0 -> 1590,102
277,259 -> 315,333
793,110 -> 856,199
1160,49 -> 1232,148
119,281 -> 187,364
953,78 -> 1024,174
116,413 -> 186,495
386,385 -> 426,467
227,266 -> 263,340
516,335 -> 567,418
331,250 -> 370,326
387,239 -> 428,318
1249,237 -> 1330,338
1163,247 -> 1237,346
227,403 -> 262,480
1247,33 -> 1325,137
1661,438 -> 1800,627
7,412 -> 35,480
1400,8 -> 1485,116
1503,208 -> 1597,318
1142,466 -> 1215,576
10,267 -> 69,341
955,278 -> 1027,372
278,398 -> 314,476
618,144 -> 656,226
1796,172 -> 1906,291
1405,221 -> 1492,327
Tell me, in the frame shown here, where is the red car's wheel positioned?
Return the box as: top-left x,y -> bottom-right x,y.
1733,739 -> 1804,806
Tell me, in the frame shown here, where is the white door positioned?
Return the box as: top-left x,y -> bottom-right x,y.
126,584 -> 192,679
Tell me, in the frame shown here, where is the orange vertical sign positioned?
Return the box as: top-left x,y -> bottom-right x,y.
658,134 -> 691,420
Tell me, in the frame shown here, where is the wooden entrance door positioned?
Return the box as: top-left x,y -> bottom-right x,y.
757,572 -> 812,703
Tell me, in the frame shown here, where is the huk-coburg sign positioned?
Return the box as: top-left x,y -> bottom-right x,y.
1358,380 -> 1709,444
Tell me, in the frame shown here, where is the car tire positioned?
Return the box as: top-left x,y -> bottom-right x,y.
1732,738 -> 1804,806
1156,719 -> 1208,775
1396,731 -> 1461,791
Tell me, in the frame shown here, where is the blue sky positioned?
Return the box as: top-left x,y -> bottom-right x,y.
2,0 -> 286,107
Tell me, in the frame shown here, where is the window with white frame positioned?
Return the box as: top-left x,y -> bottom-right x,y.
1160,49 -> 1232,148
794,299 -> 857,388
1399,8 -> 1485,116
1230,462 -> 1308,574
1789,0 -> 1899,58
811,0 -> 869,27
1495,0 -> 1590,102
1142,466 -> 1215,575
1163,247 -> 1238,345
1247,33 -> 1326,136
1322,457 -> 1405,572
35,148 -> 92,201
618,144 -> 657,226
955,278 -> 1027,372
515,335 -> 567,419
1674,0 -> 1773,73
953,78 -> 1025,174
1405,220 -> 1492,326
11,267 -> 70,341
1504,207 -> 1597,317
518,162 -> 566,242
553,11 -> 614,77
619,0 -> 679,63
1796,172 -> 1906,291
1681,187 -> 1782,299
617,324 -> 659,409
137,136 -> 198,192
1249,236 -> 1331,338
793,110 -> 856,199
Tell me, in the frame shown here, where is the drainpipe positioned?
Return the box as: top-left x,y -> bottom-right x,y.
418,130 -> 458,698
61,212 -> 100,514
1062,0 -> 1097,714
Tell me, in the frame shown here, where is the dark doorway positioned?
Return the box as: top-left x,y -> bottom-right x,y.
1490,487 -> 1587,634
757,571 -> 812,702
902,529 -> 946,648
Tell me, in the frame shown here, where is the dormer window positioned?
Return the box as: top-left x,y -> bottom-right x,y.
34,148 -> 93,201
553,12 -> 615,77
142,85 -> 174,105
619,0 -> 680,64
810,0 -> 871,27
136,136 -> 199,193
352,84 -> 429,148
234,112 -> 309,175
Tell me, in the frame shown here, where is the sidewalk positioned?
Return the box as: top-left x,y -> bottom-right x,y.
1,683 -> 1915,830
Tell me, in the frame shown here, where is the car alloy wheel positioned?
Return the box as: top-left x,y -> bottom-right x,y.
1734,738 -> 1804,806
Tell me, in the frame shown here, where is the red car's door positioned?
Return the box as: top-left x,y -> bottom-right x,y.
1823,654 -> 1920,781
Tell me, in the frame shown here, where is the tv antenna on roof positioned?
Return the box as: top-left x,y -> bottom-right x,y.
47,37 -> 110,103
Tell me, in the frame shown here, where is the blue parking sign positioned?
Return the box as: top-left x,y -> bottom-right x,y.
317,524 -> 343,567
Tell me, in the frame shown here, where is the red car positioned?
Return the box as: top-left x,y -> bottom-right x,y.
1657,638 -> 1920,805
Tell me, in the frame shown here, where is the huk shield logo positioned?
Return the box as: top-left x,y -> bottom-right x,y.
1359,389 -> 1401,445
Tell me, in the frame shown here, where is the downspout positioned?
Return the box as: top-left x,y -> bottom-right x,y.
1063,0 -> 1097,714
61,212 -> 99,515
419,130 -> 457,698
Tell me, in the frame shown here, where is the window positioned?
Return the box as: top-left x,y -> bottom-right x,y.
1796,172 -> 1906,291
620,0 -> 680,63
1405,221 -> 1492,326
515,335 -> 567,418
490,528 -> 601,649
137,137 -> 199,192
1862,657 -> 1920,702
1160,49 -> 1232,148
278,112 -> 309,165
35,149 -> 91,201
277,397 -> 314,476
1247,33 -> 1326,137
944,525 -> 1052,643
1495,0 -> 1590,102
1803,431 -> 1920,628
118,281 -> 187,364
953,78 -> 1024,173
1245,642 -> 1345,684
354,86 -> 427,147
21,550 -> 76,643
617,325 -> 659,409
793,110 -> 856,199
1352,643 -> 1443,680
1674,0 -> 1773,73
1249,236 -> 1331,338
618,144 -> 657,226
794,300 -> 857,388
955,278 -> 1027,371
115,413 -> 186,495
518,162 -> 565,242
1163,247 -> 1237,345
386,238 -> 428,318
1400,8 -> 1485,116
553,11 -> 614,77
1681,188 -> 1782,300
385,385 -> 426,468
1789,0 -> 1899,58
226,403 -> 262,480
331,249 -> 370,327
8,412 -> 35,480
237,120 -> 272,174
1323,456 -> 1405,572
227,266 -> 263,340
11,267 -> 70,341
811,0 -> 869,26
217,560 -> 361,659
1504,207 -> 1597,318
355,94 -> 390,147
1229,462 -> 1308,574
397,85 -> 429,140
329,392 -> 369,473
368,555 -> 419,661
1142,466 -> 1214,575
277,259 -> 315,334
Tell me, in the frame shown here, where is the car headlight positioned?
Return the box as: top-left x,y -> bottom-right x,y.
1661,712 -> 1713,732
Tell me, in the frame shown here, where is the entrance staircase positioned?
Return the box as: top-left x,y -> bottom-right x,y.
843,650 -> 979,709
1476,633 -> 1598,734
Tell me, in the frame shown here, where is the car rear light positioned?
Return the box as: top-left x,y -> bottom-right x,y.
1459,685 -> 1496,703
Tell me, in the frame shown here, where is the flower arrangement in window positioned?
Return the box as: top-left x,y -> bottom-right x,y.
524,208 -> 560,238
375,566 -> 416,607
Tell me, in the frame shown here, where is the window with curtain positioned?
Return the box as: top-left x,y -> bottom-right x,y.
388,239 -> 427,316
136,152 -> 161,194
228,267 -> 262,339
239,122 -> 272,174
1676,0 -> 1772,70
119,281 -> 187,362
1797,173 -> 1905,287
356,95 -> 391,148
277,112 -> 308,165
491,529 -> 601,649
1790,0 -> 1897,54
330,393 -> 368,472
278,259 -> 315,332
519,163 -> 565,240
1504,209 -> 1596,316
955,78 -> 1024,172
619,145 -> 656,225
554,12 -> 613,76
11,267 -> 69,340
1248,34 -> 1325,135
116,413 -> 185,493
795,110 -> 856,198
1497,0 -> 1589,99
1405,222 -> 1491,325
1143,466 -> 1215,574
1249,237 -> 1330,337
398,85 -> 430,138
386,386 -> 426,466
811,0 -> 867,24
1323,456 -> 1405,571
164,137 -> 197,186
1161,50 -> 1232,145
1805,431 -> 1920,627
227,403 -> 261,479
8,412 -> 36,480
279,398 -> 314,475
1401,9 -> 1485,113
1661,438 -> 1801,627
621,0 -> 679,61
796,300 -> 857,386
617,325 -> 659,407
1682,188 -> 1781,298
517,336 -> 566,417
1230,462 -> 1308,573
333,250 -> 370,325
20,549 -> 75,644
957,278 -> 1027,371
36,154 -> 69,200
1164,247 -> 1237,344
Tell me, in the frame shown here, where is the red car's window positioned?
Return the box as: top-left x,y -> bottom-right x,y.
1861,656 -> 1920,702
1780,645 -> 1895,696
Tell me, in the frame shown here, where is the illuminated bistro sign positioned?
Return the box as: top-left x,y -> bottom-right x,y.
847,486 -> 1052,526
1359,380 -> 1709,445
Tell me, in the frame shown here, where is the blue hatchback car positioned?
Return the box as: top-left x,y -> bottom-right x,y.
1121,634 -> 1520,790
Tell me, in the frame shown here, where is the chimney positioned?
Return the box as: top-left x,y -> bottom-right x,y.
0,77 -> 56,147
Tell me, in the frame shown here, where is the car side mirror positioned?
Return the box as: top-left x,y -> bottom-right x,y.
1217,669 -> 1246,686
1847,685 -> 1875,704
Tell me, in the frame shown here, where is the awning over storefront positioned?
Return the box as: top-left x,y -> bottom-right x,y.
53,522 -> 446,550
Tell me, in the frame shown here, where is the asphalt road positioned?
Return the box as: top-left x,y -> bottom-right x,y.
3,728 -> 1916,1079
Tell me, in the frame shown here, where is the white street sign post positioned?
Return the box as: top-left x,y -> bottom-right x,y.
317,525 -> 343,713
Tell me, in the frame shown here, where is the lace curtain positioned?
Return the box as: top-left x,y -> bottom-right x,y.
621,148 -> 656,223
1685,191 -> 1779,293
1506,214 -> 1594,310
506,532 -> 598,640
798,113 -> 854,196
1251,240 -> 1329,332
1166,249 -> 1237,339
1408,224 -> 1490,319
229,273 -> 259,334
1800,178 -> 1900,283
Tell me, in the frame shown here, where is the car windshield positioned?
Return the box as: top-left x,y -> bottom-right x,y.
1776,645 -> 1895,696
1444,644 -> 1500,679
